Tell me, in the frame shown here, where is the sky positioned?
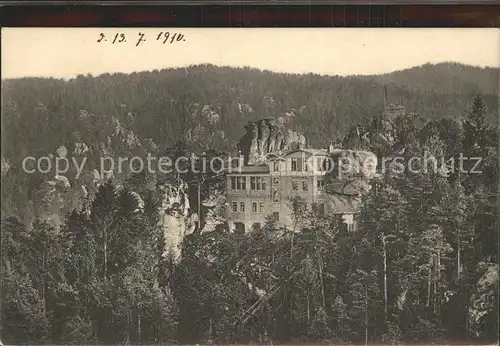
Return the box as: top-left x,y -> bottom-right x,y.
1,28 -> 499,79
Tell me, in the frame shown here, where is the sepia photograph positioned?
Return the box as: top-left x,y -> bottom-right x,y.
1,27 -> 499,345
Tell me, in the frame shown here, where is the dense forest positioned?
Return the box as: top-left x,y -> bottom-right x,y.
1,63 -> 499,344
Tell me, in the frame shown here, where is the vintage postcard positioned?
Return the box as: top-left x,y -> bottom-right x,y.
1,28 -> 499,345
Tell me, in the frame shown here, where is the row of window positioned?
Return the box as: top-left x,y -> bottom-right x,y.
231,176 -> 247,190
230,176 -> 267,190
232,201 -> 325,217
272,158 -> 328,172
251,177 -> 267,190
292,179 -> 309,192
232,201 -> 265,213
291,179 -> 326,191
231,176 -> 326,192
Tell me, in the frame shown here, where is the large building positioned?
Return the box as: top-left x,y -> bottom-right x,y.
225,143 -> 370,233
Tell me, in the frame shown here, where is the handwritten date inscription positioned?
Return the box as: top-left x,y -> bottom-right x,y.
97,32 -> 186,46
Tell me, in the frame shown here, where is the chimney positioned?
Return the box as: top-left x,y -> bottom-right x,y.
328,141 -> 334,154
238,150 -> 245,169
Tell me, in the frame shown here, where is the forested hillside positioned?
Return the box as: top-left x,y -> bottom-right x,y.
2,63 -> 498,159
2,63 -> 497,225
363,62 -> 498,95
1,63 -> 499,345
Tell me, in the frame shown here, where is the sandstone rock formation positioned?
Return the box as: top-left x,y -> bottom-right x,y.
238,118 -> 307,165
200,189 -> 227,234
344,104 -> 401,153
73,142 -> 90,156
469,262 -> 499,336
157,180 -> 197,263
1,156 -> 11,178
33,175 -> 73,230
130,191 -> 145,213
328,149 -> 378,181
324,149 -> 378,214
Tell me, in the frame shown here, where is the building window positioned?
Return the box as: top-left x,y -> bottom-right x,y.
236,177 -> 246,190
259,203 -> 264,212
319,203 -> 325,216
235,222 -> 245,234
252,202 -> 257,212
302,180 -> 308,191
231,176 -> 246,190
291,158 -> 297,171
252,223 -> 261,230
240,202 -> 245,212
232,202 -> 238,212
292,180 -> 299,191
325,159 -> 333,172
317,179 -> 325,190
304,158 -> 309,171
317,158 -> 325,171
273,161 -> 279,171
273,189 -> 279,202
273,212 -> 280,221
250,176 -> 267,190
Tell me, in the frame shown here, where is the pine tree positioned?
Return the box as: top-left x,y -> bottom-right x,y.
90,180 -> 118,279
463,95 -> 488,156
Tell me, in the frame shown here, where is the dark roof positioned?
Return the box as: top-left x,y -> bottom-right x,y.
226,165 -> 270,174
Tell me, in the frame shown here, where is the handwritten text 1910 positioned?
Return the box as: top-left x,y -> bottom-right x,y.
97,32 -> 186,46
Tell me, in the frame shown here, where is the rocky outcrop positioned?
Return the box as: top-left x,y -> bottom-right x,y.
73,142 -> 90,156
33,175 -> 73,230
344,104 -> 401,153
157,180 -> 197,263
184,103 -> 228,150
201,105 -> 220,125
238,118 -> 307,165
469,262 -> 499,337
328,149 -> 377,181
1,156 -> 11,178
324,149 -> 378,214
130,191 -> 145,213
200,189 -> 226,234
237,102 -> 253,114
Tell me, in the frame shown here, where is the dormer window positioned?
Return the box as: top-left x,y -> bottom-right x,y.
273,161 -> 279,171
291,159 -> 298,171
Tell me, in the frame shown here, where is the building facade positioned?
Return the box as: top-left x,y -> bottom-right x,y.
225,145 -> 360,233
